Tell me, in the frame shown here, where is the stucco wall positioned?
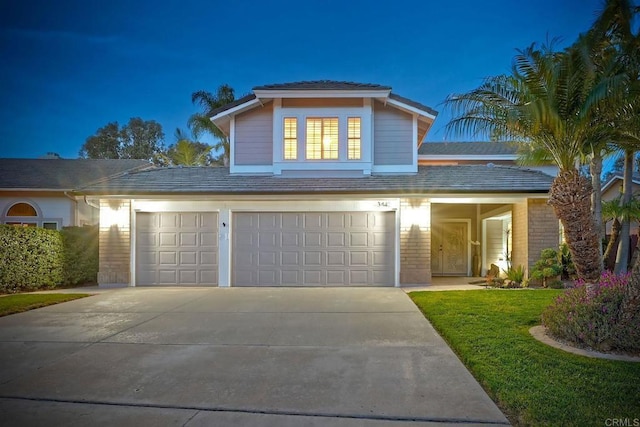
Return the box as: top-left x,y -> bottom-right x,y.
98,199 -> 131,286
399,198 -> 431,284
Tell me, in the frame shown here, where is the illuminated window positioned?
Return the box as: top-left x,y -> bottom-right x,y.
347,117 -> 361,160
306,118 -> 338,160
283,117 -> 297,160
7,203 -> 37,217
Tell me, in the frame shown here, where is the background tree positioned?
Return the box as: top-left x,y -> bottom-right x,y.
156,128 -> 213,166
79,117 -> 164,161
188,84 -> 236,166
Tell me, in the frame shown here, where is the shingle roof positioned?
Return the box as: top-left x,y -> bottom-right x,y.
253,81 -> 392,91
0,159 -> 152,190
210,81 -> 438,118
388,93 -> 438,117
419,141 -> 520,156
76,165 -> 552,195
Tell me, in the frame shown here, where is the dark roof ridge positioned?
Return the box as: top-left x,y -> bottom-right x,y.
253,80 -> 391,90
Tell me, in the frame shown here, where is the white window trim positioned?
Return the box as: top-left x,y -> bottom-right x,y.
272,102 -> 373,175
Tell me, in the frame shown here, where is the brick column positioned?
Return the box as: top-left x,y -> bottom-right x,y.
399,198 -> 431,284
97,199 -> 131,286
511,198 -> 559,276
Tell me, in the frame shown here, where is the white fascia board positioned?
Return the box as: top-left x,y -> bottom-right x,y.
418,154 -> 518,161
253,89 -> 391,99
210,98 -> 262,122
385,97 -> 437,120
600,175 -> 640,193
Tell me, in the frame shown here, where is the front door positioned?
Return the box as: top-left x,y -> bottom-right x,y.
431,222 -> 468,276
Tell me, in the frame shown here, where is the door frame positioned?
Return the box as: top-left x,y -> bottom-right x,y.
431,218 -> 472,276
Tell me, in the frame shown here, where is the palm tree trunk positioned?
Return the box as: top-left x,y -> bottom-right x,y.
615,149 -> 634,273
604,218 -> 622,270
590,151 -> 605,268
548,170 -> 602,282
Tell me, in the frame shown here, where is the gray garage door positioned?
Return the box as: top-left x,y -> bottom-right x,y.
232,212 -> 394,286
136,212 -> 218,286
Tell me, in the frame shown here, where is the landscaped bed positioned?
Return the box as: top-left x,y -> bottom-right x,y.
0,294 -> 91,317
409,289 -> 640,426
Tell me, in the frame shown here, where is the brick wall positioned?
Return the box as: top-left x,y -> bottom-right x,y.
511,198 -> 559,276
399,198 -> 431,284
527,199 -> 559,269
97,199 -> 131,285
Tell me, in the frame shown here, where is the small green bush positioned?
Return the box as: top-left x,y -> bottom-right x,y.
61,226 -> 98,285
542,271 -> 640,352
0,225 -> 64,293
503,265 -> 526,287
531,248 -> 563,287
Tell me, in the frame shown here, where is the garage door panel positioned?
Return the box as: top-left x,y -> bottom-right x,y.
327,251 -> 345,266
200,232 -> 217,247
233,211 -> 394,286
304,232 -> 322,246
350,233 -> 368,246
136,212 -> 218,286
159,251 -> 177,266
180,232 -> 197,246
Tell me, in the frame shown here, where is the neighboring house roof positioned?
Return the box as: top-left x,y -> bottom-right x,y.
0,159 -> 152,190
601,173 -> 640,194
418,142 -> 519,156
76,165 -> 552,196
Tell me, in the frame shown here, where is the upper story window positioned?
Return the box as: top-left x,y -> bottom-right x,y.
283,117 -> 297,160
306,118 -> 338,160
347,117 -> 361,160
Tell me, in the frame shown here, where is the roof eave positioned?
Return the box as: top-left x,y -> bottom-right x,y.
253,89 -> 391,99
385,97 -> 437,120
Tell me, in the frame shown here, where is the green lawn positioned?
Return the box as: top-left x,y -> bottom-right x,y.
0,293 -> 90,317
409,290 -> 640,426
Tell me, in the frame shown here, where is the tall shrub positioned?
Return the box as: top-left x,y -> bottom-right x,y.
0,225 -> 64,293
61,225 -> 98,285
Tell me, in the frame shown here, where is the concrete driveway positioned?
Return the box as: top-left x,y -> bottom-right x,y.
0,288 -> 509,426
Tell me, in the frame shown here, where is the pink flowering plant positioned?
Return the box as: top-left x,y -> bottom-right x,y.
541,271 -> 640,353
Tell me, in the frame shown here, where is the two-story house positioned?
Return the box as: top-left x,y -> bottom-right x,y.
77,81 -> 559,288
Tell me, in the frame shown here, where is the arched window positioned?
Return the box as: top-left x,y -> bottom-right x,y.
7,203 -> 37,217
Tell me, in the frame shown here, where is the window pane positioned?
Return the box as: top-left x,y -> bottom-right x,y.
348,117 -> 361,160
283,117 -> 297,160
7,203 -> 37,216
43,222 -> 58,230
306,119 -> 322,159
322,118 -> 339,160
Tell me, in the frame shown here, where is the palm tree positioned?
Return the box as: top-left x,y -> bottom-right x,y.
602,195 -> 640,270
586,0 -> 640,273
157,128 -> 213,166
188,84 -> 236,166
444,42 -> 620,283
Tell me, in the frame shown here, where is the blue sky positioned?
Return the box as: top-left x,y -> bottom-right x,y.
0,0 -> 604,159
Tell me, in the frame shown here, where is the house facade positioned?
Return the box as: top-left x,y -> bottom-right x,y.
0,158 -> 150,230
76,81 -> 560,287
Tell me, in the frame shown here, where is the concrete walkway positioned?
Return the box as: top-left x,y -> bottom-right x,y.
0,287 -> 509,426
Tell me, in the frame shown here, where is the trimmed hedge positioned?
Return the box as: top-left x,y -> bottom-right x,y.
0,225 -> 64,293
0,225 -> 99,293
61,225 -> 98,286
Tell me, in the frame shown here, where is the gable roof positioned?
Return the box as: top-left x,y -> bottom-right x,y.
419,142 -> 519,156
0,159 -> 152,191
601,172 -> 640,194
76,165 -> 552,196
252,81 -> 392,91
209,80 -> 438,122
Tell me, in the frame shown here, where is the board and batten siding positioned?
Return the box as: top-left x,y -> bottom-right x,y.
234,102 -> 273,165
373,101 -> 413,166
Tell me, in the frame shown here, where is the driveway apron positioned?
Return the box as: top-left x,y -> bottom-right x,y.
0,288 -> 509,426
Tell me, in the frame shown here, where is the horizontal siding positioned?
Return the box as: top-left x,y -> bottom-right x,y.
373,101 -> 413,165
235,103 -> 273,165
282,98 -> 363,108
